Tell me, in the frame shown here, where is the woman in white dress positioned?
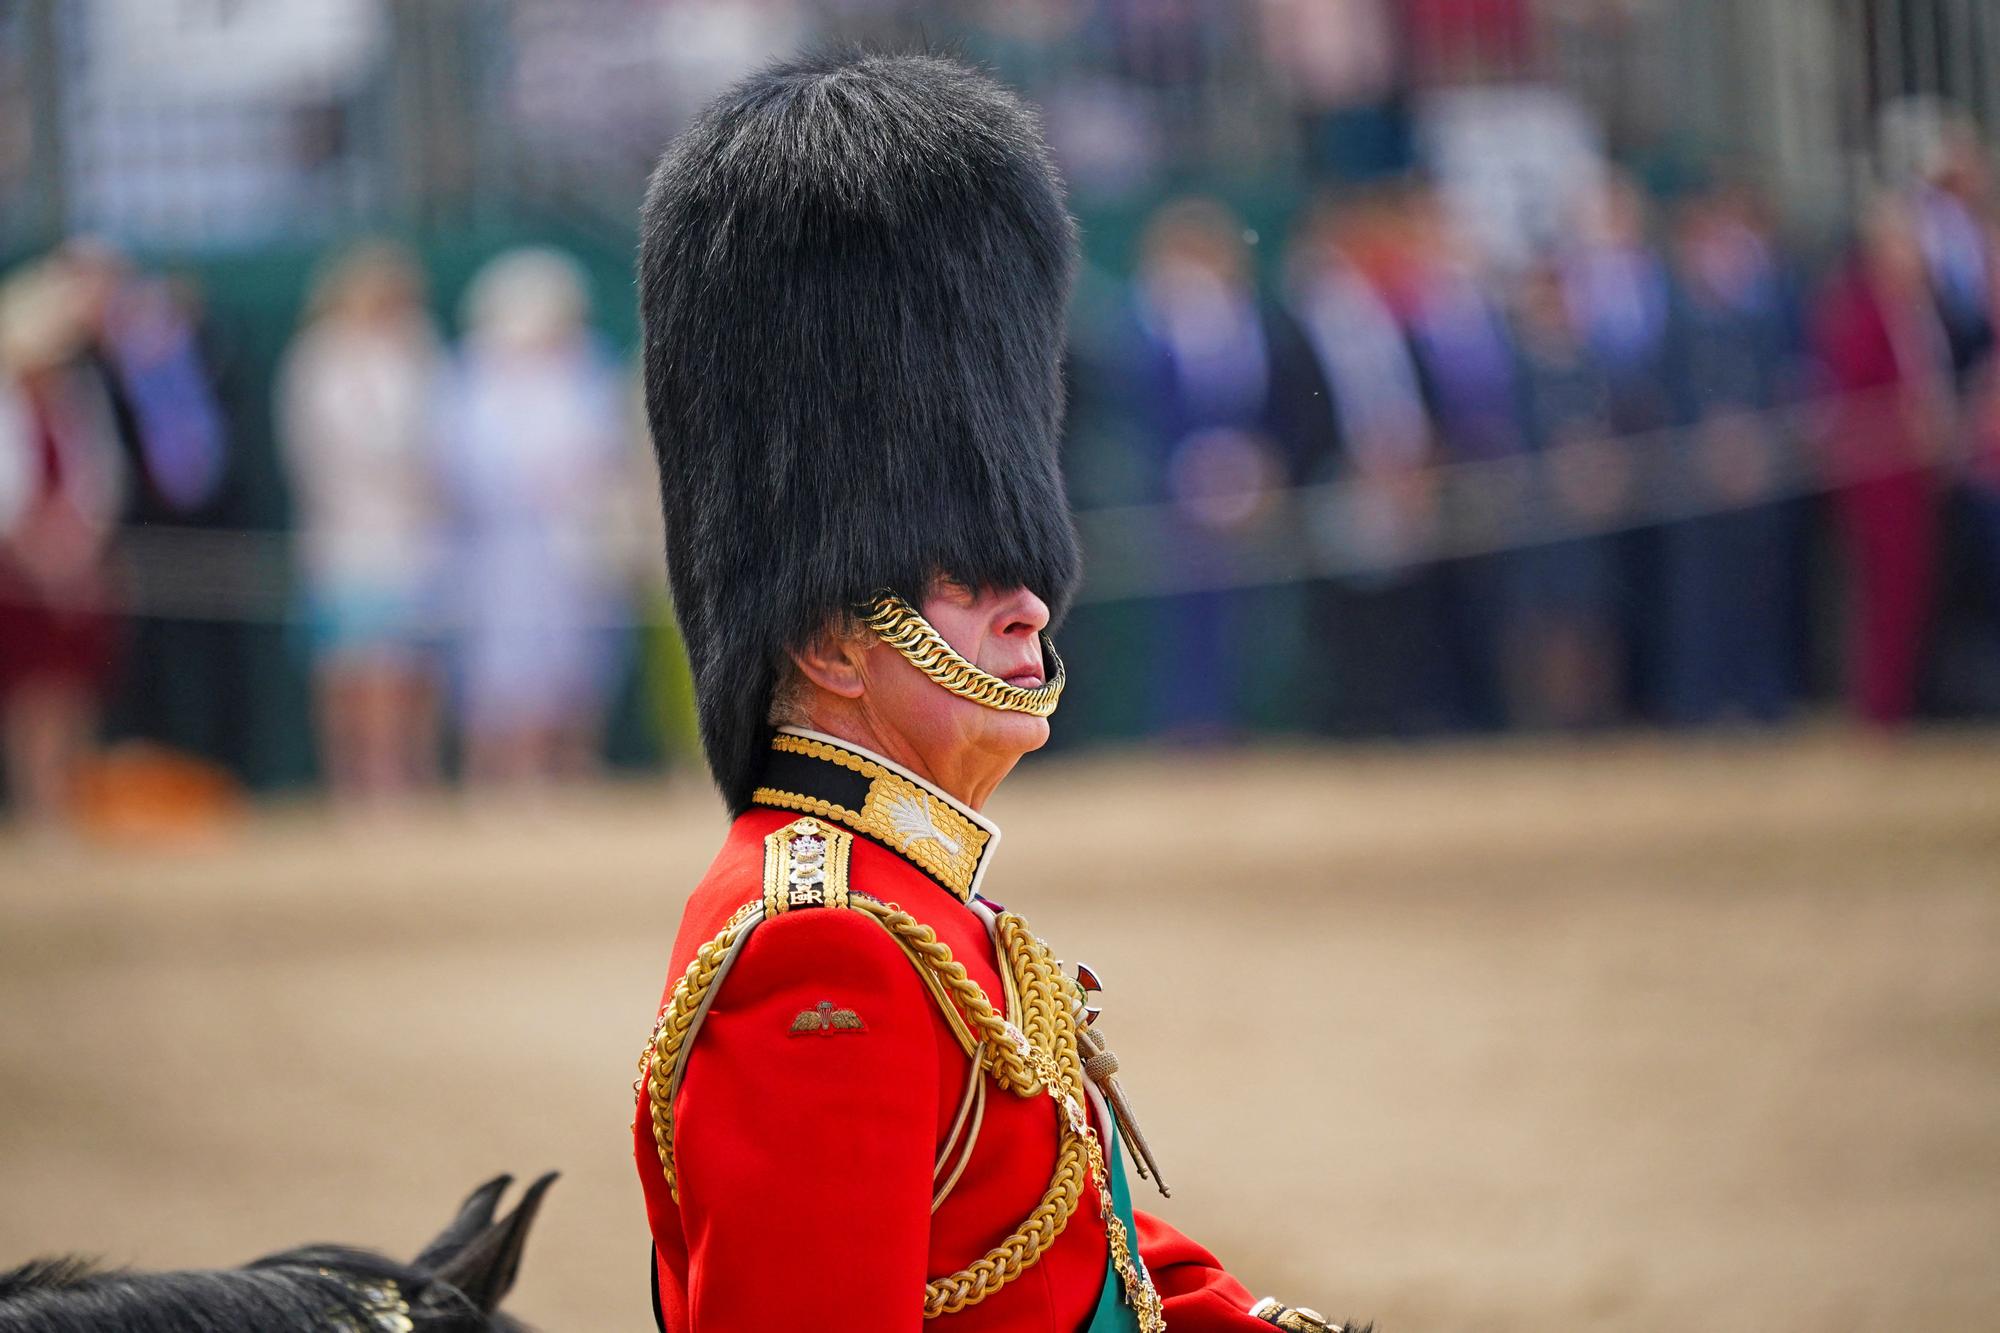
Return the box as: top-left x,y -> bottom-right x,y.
436,248 -> 628,790
277,243 -> 445,806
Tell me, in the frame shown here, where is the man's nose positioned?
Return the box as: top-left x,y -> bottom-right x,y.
993,587 -> 1052,638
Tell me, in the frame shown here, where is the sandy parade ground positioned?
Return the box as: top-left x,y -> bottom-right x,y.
2,728 -> 1996,1332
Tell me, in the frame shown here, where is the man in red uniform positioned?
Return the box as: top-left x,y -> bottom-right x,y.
632,50 -> 1362,1333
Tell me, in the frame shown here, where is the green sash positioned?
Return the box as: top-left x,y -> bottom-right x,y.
1083,1130 -> 1145,1333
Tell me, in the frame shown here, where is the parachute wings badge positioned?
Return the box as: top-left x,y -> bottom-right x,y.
789,1000 -> 866,1037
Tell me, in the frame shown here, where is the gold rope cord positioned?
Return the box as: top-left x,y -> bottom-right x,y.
858,593 -> 1064,717
641,902 -> 760,1204
639,894 -> 1158,1326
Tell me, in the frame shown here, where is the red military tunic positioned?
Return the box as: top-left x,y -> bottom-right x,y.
633,729 -> 1285,1331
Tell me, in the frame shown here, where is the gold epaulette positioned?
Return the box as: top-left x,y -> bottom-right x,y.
760,812 -> 853,915
638,816 -> 1160,1326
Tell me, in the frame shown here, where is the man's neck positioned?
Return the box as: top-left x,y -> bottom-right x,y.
793,702 -> 1011,810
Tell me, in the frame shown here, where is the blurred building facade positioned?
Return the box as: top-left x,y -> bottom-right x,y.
6,2 -> 2000,253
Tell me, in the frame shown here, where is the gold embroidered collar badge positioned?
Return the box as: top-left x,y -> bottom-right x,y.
749,728 -> 1000,903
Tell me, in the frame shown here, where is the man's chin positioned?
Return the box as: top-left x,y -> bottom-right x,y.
989,712 -> 1051,757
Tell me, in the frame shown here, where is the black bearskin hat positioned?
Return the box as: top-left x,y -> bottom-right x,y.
639,50 -> 1081,811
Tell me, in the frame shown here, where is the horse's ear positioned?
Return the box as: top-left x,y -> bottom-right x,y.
424,1171 -> 558,1316
414,1174 -> 515,1271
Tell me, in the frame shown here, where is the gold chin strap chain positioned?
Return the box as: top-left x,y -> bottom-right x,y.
1250,1298 -> 1356,1332
858,592 -> 1065,717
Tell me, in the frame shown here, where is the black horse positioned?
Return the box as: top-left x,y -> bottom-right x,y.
0,1172 -> 556,1332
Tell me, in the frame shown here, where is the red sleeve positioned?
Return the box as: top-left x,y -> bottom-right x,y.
1134,1209 -> 1271,1329
672,908 -> 940,1331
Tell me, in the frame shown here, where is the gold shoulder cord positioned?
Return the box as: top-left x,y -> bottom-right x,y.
640,817 -> 1164,1329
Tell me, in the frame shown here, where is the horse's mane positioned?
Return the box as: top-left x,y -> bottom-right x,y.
0,1245 -> 518,1333
0,1173 -> 553,1333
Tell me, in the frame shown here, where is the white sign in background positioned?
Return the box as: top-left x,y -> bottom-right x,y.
83,0 -> 387,101
1419,84 -> 1607,273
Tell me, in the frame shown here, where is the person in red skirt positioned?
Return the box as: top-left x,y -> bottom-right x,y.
629,51 -> 1360,1333
0,258 -> 124,829
1812,197 -> 1954,727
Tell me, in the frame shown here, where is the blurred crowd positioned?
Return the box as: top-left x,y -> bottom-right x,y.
6,124 -> 2000,828
0,240 -> 652,826
0,243 -> 227,826
278,245 -> 640,804
1068,133 -> 2000,744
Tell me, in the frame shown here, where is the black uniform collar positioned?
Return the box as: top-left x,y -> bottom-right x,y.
749,727 -> 1002,903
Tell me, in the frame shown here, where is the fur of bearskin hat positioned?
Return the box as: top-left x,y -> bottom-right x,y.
639,49 -> 1081,811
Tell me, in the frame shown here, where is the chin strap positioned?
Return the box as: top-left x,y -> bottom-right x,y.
858,592 -> 1065,717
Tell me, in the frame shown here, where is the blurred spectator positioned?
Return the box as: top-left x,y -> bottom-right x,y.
1812,197 -> 1953,727
1960,291 -> 2000,681
277,242 -> 445,808
1395,197 -> 1520,337
1560,174 -> 1674,713
1563,175 -> 1675,435
0,258 -> 125,829
1402,187 -> 1527,463
1281,195 -> 1445,735
67,241 -> 236,764
59,243 -> 228,526
1124,197 -> 1292,739
1655,184 -> 1801,725
1914,123 -> 2000,710
1914,118 -> 1996,384
1947,344 -> 2000,709
437,248 -> 628,790
1400,187 -> 1526,730
1971,213 -> 2000,563
1506,257 -> 1628,729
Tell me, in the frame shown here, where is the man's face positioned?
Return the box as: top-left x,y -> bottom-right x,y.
855,580 -> 1054,780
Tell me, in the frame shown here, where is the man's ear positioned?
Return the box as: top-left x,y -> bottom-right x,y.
789,625 -> 868,699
